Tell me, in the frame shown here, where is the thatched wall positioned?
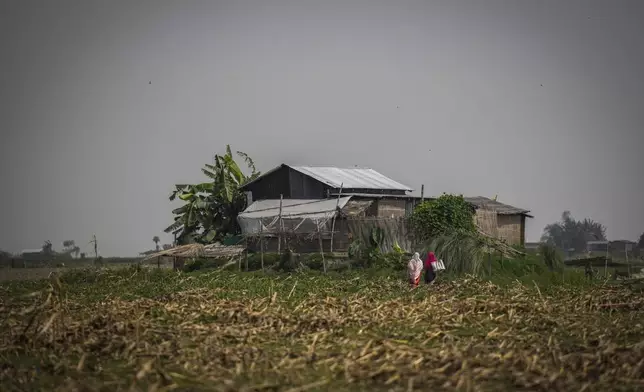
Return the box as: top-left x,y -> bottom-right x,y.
376,199 -> 407,218
474,209 -> 498,237
496,214 -> 523,246
475,208 -> 526,246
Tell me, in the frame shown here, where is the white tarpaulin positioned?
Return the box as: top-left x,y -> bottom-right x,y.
238,197 -> 352,235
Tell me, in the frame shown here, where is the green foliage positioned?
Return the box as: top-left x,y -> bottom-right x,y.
409,194 -> 476,242
638,232 -> 644,250
348,240 -> 364,260
165,145 -> 260,245
276,249 -> 298,272
539,242 -> 564,271
541,211 -> 606,253
366,228 -> 385,265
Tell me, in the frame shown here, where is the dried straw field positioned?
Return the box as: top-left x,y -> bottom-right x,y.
1,267 -> 643,391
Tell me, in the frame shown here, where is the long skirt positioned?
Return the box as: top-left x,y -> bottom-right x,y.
409,275 -> 421,288
425,267 -> 436,284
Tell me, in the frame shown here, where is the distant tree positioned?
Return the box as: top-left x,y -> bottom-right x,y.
152,236 -> 160,251
162,244 -> 173,250
541,211 -> 606,253
62,240 -> 80,258
165,145 -> 260,245
42,241 -> 53,255
638,232 -> 644,249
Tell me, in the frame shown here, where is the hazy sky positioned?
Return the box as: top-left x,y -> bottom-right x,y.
1,0 -> 643,256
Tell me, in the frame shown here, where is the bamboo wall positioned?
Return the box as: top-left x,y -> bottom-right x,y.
496,214 -> 524,246
376,199 -> 407,218
475,209 -> 525,246
474,209 -> 498,238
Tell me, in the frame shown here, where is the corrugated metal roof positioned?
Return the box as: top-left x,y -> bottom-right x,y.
20,249 -> 43,254
239,197 -> 352,219
331,192 -> 417,199
290,166 -> 412,191
464,196 -> 532,217
241,164 -> 413,192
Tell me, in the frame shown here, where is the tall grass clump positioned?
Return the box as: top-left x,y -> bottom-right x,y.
425,231 -> 486,276
539,242 -> 564,271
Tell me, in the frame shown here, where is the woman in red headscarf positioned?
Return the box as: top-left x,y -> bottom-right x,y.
424,251 -> 437,285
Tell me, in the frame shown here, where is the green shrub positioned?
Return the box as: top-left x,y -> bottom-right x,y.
410,194 -> 476,242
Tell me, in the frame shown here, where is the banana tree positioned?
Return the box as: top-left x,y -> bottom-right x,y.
165,146 -> 260,245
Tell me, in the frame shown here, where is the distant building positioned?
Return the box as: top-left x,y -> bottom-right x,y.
524,242 -> 541,252
239,164 -> 533,247
240,164 -> 415,218
463,196 -> 533,247
20,249 -> 45,260
608,240 -> 637,259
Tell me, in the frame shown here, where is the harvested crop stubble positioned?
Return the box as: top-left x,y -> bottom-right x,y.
0,270 -> 643,392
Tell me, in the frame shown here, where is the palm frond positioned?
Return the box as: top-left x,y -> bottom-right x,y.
164,220 -> 183,233
236,150 -> 258,176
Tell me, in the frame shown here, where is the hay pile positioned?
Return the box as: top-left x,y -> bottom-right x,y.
142,243 -> 245,262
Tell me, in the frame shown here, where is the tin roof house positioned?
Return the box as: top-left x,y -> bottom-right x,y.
240,164 -> 416,219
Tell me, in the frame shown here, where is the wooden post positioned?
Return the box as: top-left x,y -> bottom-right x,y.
260,226 -> 265,271
625,243 -> 630,277
420,184 -> 424,203
245,237 -> 249,271
329,183 -> 343,254
317,223 -> 326,274
157,256 -> 160,269
277,194 -> 283,254
604,242 -> 609,278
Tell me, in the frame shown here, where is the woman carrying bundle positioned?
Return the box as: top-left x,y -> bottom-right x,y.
424,251 -> 437,285
407,252 -> 423,288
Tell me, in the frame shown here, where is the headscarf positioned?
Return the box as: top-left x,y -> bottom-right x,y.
408,252 -> 423,280
425,251 -> 437,269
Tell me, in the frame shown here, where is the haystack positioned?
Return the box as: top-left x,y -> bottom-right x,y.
141,243 -> 246,263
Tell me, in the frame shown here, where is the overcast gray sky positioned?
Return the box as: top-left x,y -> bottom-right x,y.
1,0 -> 643,256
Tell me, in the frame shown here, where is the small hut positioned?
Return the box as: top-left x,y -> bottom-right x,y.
142,243 -> 246,270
